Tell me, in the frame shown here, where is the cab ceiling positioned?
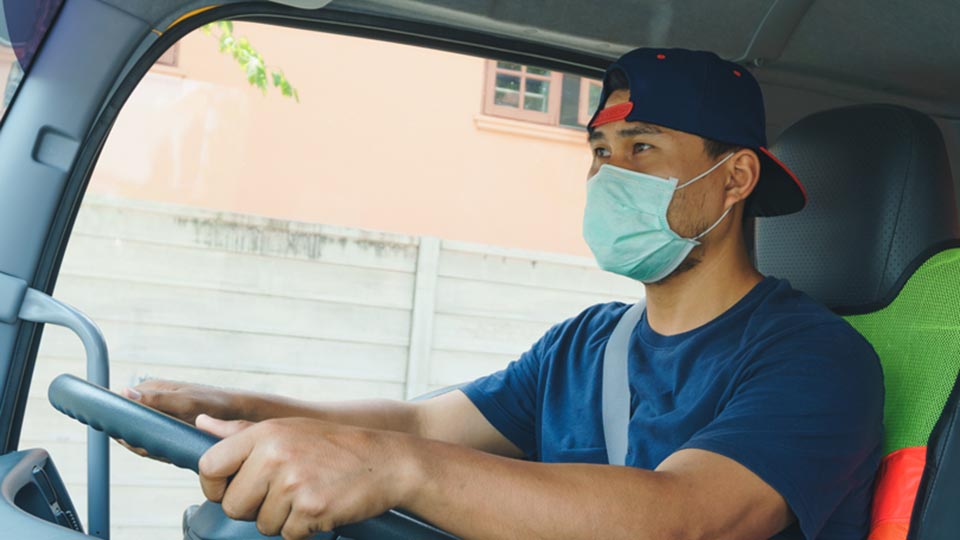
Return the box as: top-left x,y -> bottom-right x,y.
336,0 -> 960,117
104,0 -> 960,117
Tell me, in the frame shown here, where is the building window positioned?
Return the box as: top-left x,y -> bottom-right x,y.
577,78 -> 603,126
483,60 -> 602,130
483,61 -> 562,124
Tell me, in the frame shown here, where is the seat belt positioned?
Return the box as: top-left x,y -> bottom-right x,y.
602,299 -> 646,466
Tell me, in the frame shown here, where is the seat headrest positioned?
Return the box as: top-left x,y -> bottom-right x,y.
756,104 -> 959,314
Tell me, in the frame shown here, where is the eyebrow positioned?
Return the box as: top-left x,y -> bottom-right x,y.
588,123 -> 663,141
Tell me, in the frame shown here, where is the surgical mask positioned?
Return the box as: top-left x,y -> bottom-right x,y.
583,153 -> 734,283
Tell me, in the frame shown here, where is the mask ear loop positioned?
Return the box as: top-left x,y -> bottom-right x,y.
691,204 -> 734,240
678,152 -> 737,240
676,152 -> 735,190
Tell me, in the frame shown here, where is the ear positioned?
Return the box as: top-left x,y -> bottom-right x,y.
723,149 -> 761,209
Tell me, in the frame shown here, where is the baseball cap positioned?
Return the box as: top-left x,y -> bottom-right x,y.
587,48 -> 806,217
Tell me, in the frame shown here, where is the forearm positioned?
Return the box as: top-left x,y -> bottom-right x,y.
399,438 -> 689,540
237,392 -> 423,436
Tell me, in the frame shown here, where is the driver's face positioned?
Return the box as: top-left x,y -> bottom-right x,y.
586,89 -> 731,240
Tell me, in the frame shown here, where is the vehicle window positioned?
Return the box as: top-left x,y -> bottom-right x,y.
20,21 -> 641,539
0,0 -> 64,121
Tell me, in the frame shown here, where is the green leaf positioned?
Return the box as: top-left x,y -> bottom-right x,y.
204,21 -> 300,103
219,34 -> 234,53
245,59 -> 260,83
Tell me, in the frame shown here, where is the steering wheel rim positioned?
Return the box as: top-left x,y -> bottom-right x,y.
48,373 -> 458,540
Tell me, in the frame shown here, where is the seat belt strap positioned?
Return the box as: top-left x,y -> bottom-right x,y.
602,299 -> 646,466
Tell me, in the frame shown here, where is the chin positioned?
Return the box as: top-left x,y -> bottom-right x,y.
649,257 -> 702,286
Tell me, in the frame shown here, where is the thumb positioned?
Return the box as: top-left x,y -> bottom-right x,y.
196,414 -> 253,438
122,387 -> 143,401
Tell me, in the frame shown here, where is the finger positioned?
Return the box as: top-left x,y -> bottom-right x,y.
198,422 -> 257,502
133,378 -> 179,392
115,439 -> 172,464
281,507 -> 322,540
219,452 -> 270,521
125,383 -> 172,414
129,379 -> 197,415
116,439 -> 149,457
196,414 -> 253,438
255,478 -> 292,536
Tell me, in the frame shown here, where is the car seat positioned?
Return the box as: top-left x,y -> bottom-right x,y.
755,104 -> 960,540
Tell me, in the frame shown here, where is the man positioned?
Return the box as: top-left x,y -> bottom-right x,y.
125,48 -> 883,540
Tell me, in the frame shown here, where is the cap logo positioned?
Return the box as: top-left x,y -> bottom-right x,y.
590,101 -> 634,128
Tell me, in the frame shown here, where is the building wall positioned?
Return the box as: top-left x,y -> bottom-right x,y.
90,22 -> 597,257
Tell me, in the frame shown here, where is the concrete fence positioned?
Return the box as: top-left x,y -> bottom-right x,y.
20,195 -> 643,540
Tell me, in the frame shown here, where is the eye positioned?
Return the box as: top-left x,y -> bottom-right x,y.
633,142 -> 652,154
593,146 -> 611,159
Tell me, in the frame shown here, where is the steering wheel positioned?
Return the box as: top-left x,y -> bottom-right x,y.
48,374 -> 459,540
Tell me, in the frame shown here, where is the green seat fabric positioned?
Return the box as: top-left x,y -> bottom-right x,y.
844,248 -> 960,456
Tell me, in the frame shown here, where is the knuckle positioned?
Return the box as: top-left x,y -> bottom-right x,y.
279,473 -> 302,494
197,454 -> 212,475
199,478 -> 223,503
262,439 -> 293,464
281,522 -> 305,540
298,493 -> 328,518
262,447 -> 289,469
255,519 -> 278,537
221,497 -> 253,521
220,499 -> 239,519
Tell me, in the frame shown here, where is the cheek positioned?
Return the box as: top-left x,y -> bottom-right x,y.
664,196 -> 685,231
664,187 -> 700,234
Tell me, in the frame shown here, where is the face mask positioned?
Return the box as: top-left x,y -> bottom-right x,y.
583,153 -> 735,283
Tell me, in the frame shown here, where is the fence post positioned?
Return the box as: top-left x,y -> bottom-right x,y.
404,236 -> 440,399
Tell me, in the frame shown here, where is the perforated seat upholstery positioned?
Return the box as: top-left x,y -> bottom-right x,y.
755,104 -> 960,540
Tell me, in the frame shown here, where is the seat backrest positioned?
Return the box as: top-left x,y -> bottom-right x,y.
755,104 -> 960,540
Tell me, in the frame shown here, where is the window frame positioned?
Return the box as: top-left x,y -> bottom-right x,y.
482,60 -> 563,125
577,77 -> 602,126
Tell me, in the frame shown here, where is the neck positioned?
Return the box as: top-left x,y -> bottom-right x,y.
642,222 -> 763,336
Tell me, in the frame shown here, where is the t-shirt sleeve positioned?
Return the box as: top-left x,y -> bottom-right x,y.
460,317 -> 574,458
460,342 -> 546,458
679,323 -> 884,540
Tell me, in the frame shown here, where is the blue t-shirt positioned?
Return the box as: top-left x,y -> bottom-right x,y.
462,276 -> 884,540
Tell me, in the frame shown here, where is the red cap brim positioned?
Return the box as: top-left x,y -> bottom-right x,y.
751,146 -> 807,217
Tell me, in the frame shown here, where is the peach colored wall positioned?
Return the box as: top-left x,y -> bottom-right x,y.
90,22 -> 595,256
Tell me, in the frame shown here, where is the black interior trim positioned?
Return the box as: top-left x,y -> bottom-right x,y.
832,238 -> 960,316
908,367 -> 960,540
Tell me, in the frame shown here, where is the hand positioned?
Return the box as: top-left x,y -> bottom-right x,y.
196,415 -> 421,540
117,379 -> 245,461
122,379 -> 243,425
